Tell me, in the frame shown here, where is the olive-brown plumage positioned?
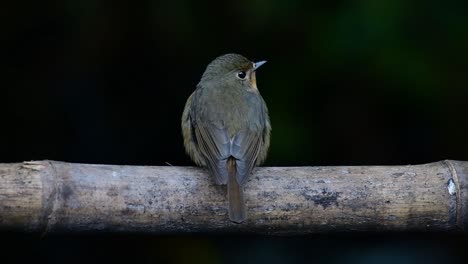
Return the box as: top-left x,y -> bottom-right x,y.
181,53 -> 271,223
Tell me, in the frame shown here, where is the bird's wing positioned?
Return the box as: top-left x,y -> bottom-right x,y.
193,122 -> 231,184
182,92 -> 205,167
230,129 -> 264,185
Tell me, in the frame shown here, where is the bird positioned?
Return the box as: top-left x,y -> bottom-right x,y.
181,53 -> 271,223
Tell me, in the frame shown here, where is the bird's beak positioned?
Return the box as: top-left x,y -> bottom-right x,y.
253,61 -> 267,71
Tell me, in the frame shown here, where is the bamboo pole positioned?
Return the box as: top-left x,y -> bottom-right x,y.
0,160 -> 467,234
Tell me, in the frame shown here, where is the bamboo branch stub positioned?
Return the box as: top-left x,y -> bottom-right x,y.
0,160 -> 467,234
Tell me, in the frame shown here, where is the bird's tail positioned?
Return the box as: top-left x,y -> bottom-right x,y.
227,157 -> 246,223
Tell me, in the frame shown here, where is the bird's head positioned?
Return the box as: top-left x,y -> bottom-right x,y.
200,53 -> 266,91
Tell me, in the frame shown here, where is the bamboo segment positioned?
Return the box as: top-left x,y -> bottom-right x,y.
0,160 -> 466,234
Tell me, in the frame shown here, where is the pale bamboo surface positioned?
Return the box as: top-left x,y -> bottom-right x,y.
1,160 -> 467,234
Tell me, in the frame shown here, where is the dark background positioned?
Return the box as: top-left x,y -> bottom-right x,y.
2,0 -> 468,263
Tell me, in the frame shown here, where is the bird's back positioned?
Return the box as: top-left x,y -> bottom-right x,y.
185,83 -> 269,185
194,83 -> 267,137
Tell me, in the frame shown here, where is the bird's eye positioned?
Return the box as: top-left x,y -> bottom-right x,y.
237,71 -> 247,80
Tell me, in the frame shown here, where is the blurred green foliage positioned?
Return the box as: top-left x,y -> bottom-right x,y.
3,0 -> 468,166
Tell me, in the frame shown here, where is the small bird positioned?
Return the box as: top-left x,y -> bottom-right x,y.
182,53 -> 271,223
